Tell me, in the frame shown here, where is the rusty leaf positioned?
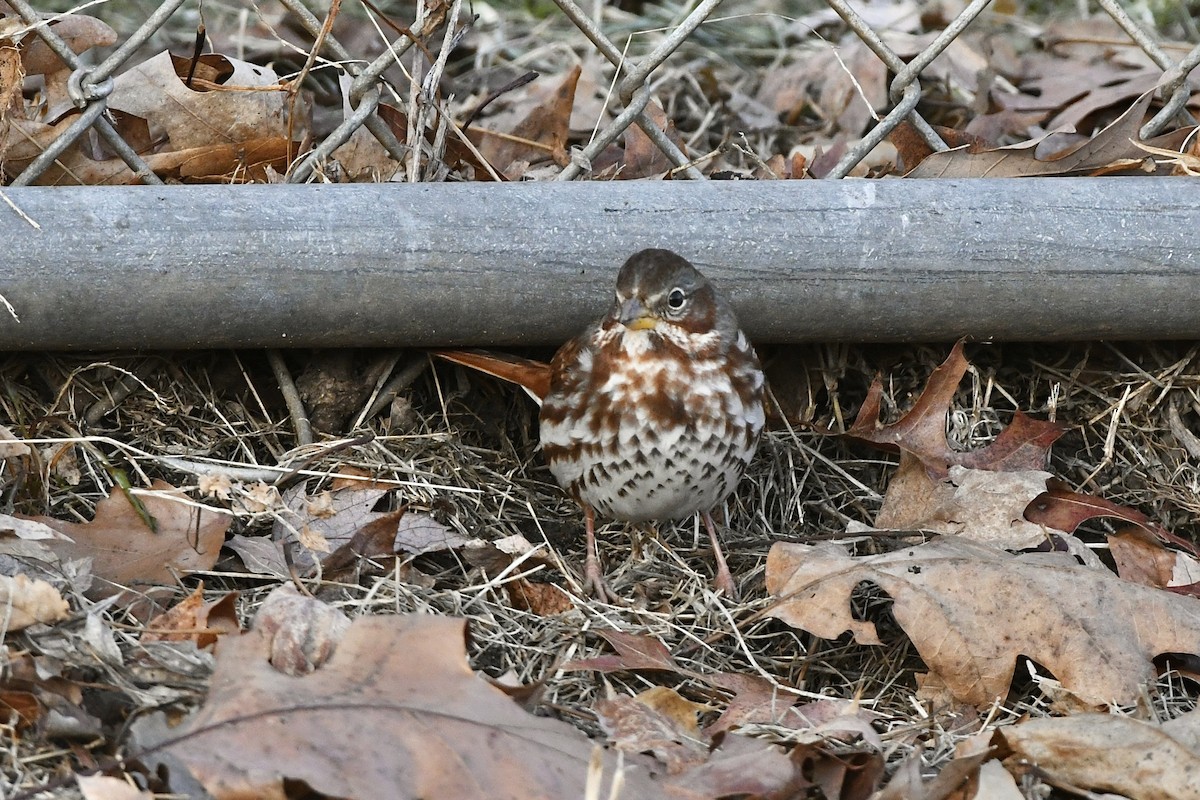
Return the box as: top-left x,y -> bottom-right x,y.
1024,481 -> 1199,556
143,583 -> 240,649
505,578 -> 572,616
845,342 -> 1065,478
619,99 -> 688,179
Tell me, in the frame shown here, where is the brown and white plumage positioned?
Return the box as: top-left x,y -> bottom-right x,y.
435,249 -> 764,600
539,249 -> 764,599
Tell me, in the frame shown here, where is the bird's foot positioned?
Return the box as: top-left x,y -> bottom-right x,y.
583,561 -> 618,604
713,565 -> 739,602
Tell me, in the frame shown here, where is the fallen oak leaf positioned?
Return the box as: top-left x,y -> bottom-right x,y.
766,536 -> 1200,707
873,747 -> 994,800
844,341 -> 1065,478
1106,526 -> 1200,596
618,99 -> 687,179
843,341 -> 1065,543
24,480 -> 228,600
1024,481 -> 1200,558
596,686 -> 710,773
393,512 -> 476,555
596,687 -> 801,795
272,482 -> 403,574
705,673 -> 882,747
157,614 -> 675,799
999,711 -> 1200,800
109,51 -> 289,153
876,463 -> 1055,549
473,66 -> 581,178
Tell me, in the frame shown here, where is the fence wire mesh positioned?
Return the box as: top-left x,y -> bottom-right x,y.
1,0 -> 1197,186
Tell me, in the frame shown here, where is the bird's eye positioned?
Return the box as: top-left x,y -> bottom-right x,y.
666,288 -> 687,310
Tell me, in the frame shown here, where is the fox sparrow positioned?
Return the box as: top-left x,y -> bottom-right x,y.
539,248 -> 765,600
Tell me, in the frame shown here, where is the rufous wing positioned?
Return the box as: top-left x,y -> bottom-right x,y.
431,349 -> 551,404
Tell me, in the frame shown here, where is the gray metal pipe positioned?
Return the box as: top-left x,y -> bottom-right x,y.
0,178 -> 1194,350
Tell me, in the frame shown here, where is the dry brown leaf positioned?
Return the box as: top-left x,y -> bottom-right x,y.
794,745 -> 884,800
670,733 -> 804,800
1108,527 -> 1175,589
597,687 -> 709,773
143,583 -> 240,648
25,480 -> 228,600
250,583 -> 350,676
18,14 -> 117,77
0,573 -> 69,630
393,511 -> 474,554
766,537 -> 1200,706
0,40 -> 21,165
17,14 -> 116,124
845,342 -> 1065,478
272,483 -> 402,573
6,45 -> 295,183
873,747 -> 992,800
505,577 -> 572,615
330,73 -> 402,182
1024,482 -> 1197,557
0,513 -> 71,541
1000,711 -> 1200,800
755,38 -> 886,136
619,99 -> 686,179
907,91 -> 1161,178
876,464 -> 1053,549
596,687 -> 802,796
706,674 -> 882,746
475,66 -> 580,178
0,687 -> 40,730
109,51 -> 288,152
561,629 -> 681,673
223,534 -> 288,578
159,614 -> 671,799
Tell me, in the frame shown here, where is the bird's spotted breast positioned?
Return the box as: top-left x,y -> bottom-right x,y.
541,326 -> 762,522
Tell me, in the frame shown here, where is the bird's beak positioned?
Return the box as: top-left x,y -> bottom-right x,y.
618,298 -> 658,331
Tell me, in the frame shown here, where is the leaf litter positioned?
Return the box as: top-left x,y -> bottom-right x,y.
0,339 -> 1197,798
2,0 -> 1200,797
5,0 -> 1200,183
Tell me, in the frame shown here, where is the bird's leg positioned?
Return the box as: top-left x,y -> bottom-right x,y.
583,505 -> 615,603
703,510 -> 738,600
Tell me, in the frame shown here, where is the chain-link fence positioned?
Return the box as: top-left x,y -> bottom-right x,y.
2,0 -> 1197,186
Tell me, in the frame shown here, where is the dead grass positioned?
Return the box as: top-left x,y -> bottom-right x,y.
2,341 -> 1198,796
4,0 -> 1200,795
